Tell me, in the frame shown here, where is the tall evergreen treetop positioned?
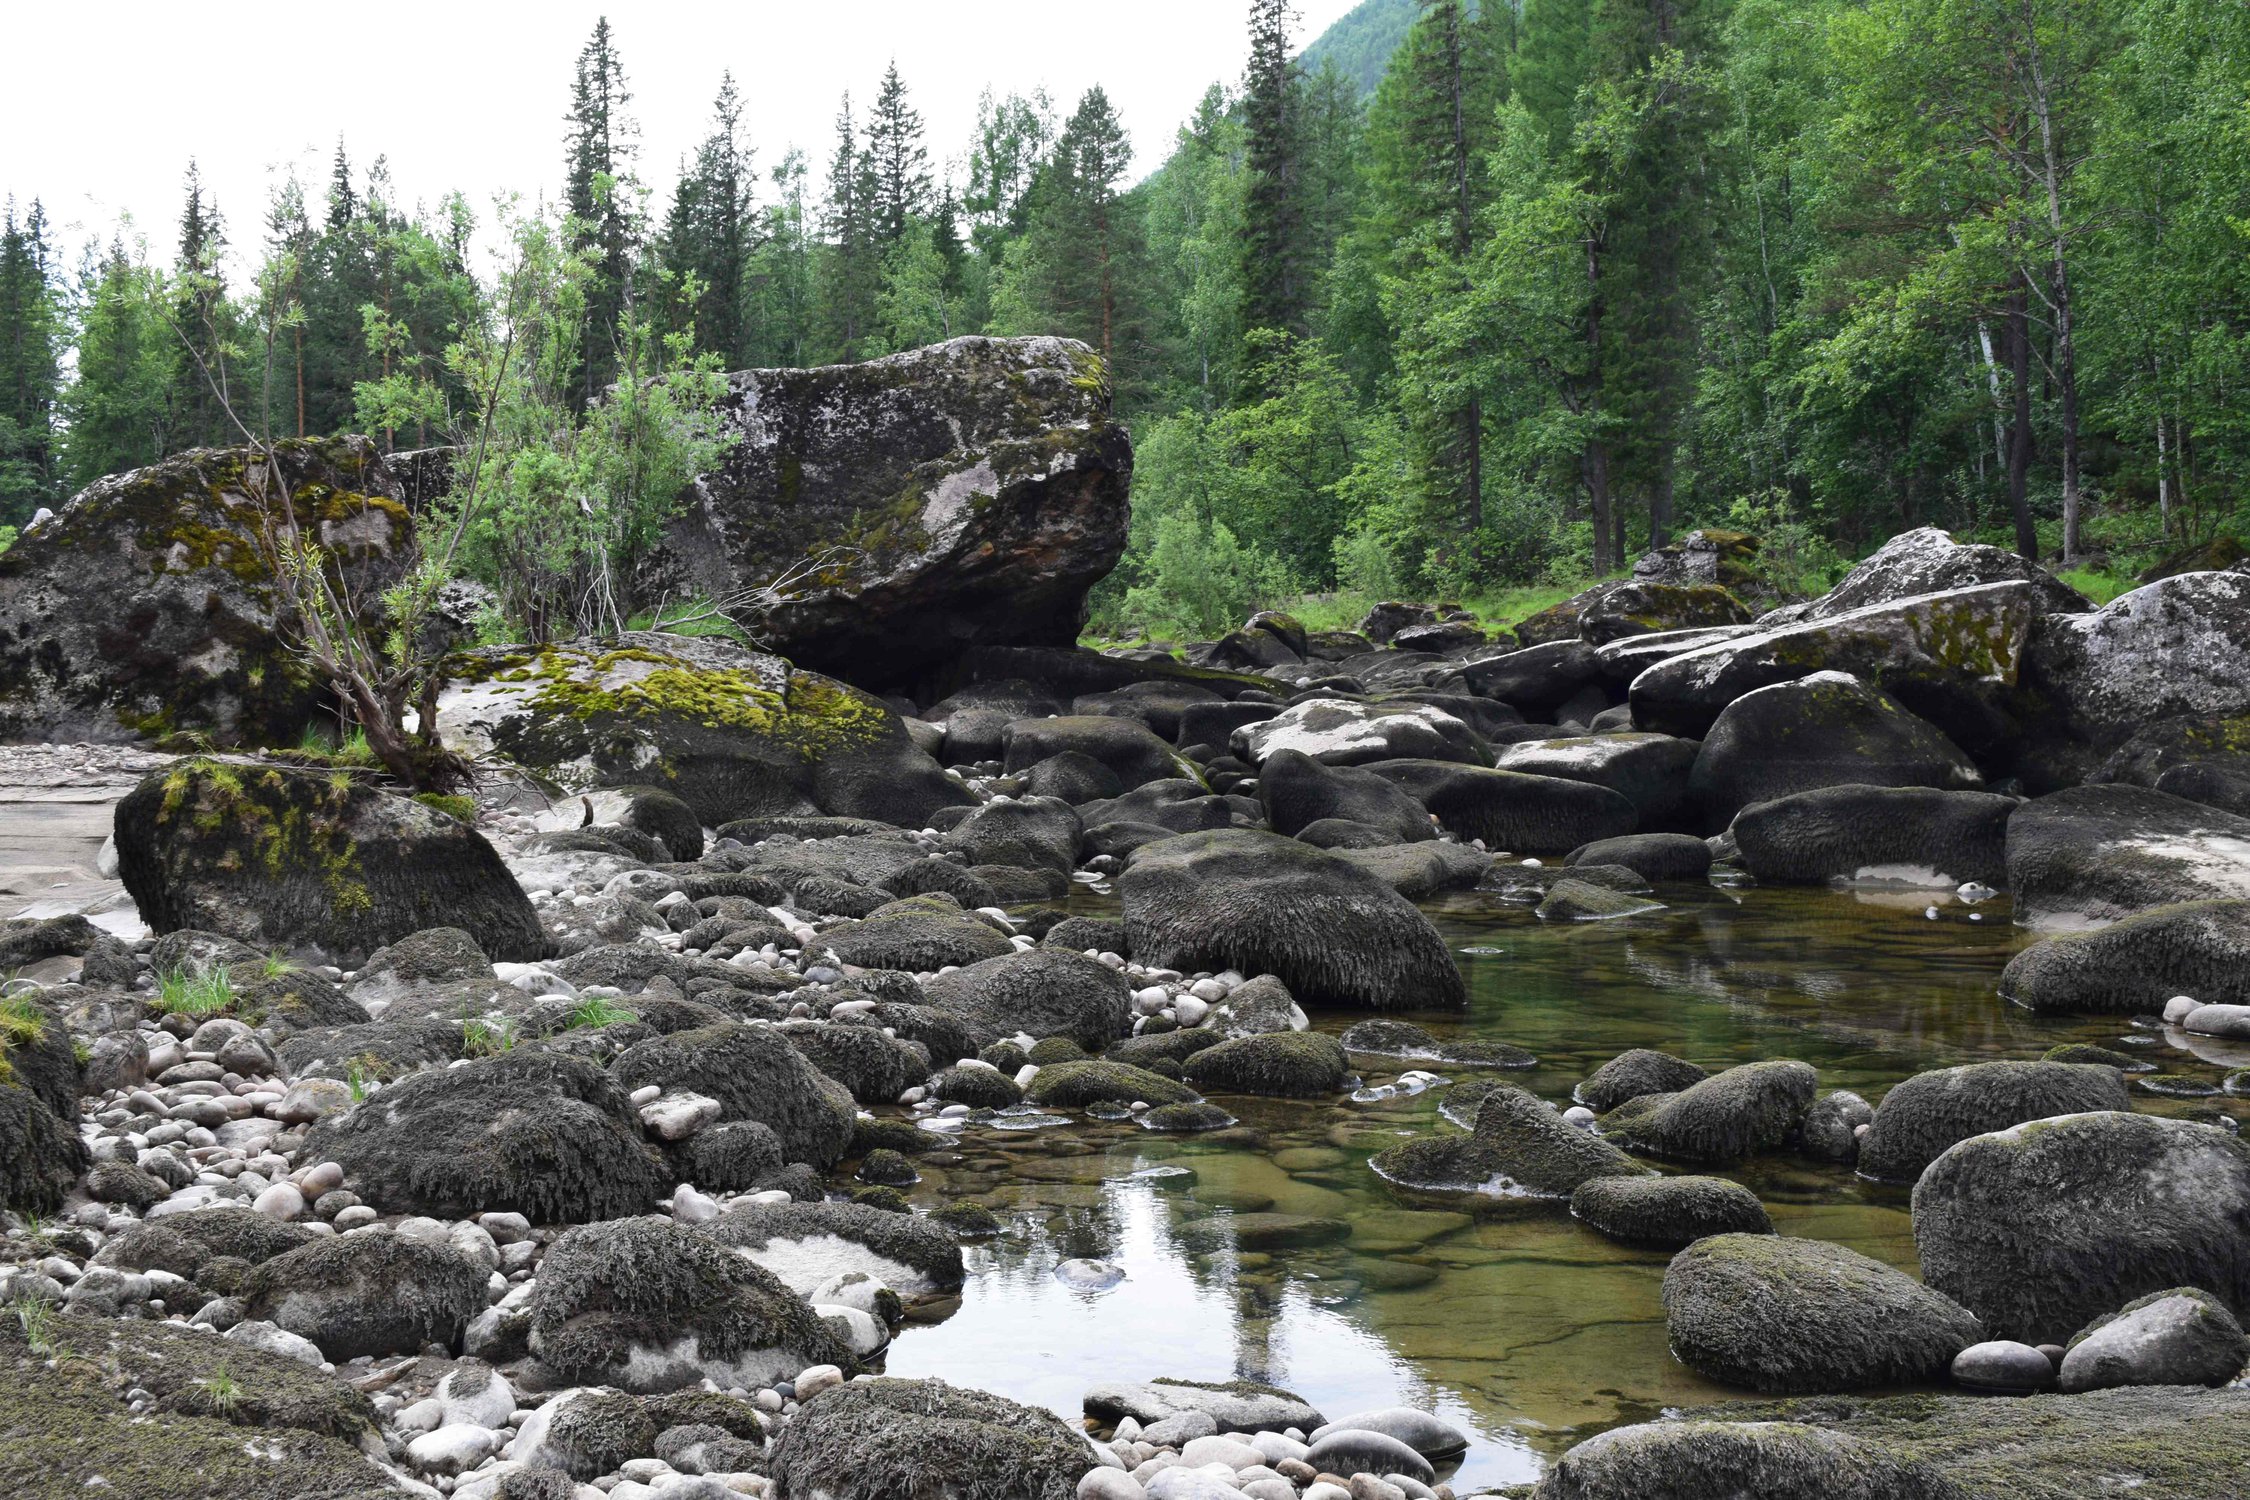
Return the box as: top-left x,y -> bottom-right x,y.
865,61 -> 932,249
1243,0 -> 1309,338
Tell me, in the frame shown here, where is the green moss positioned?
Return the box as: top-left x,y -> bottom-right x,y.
413,792 -> 477,823
154,761 -> 373,917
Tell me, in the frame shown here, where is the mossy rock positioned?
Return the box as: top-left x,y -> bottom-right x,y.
1182,1030 -> 1349,1098
0,1078 -> 84,1214
1857,1061 -> 2132,1183
1600,1060 -> 1817,1164
1570,1174 -> 1774,1249
705,1199 -> 966,1295
240,1229 -> 489,1361
1023,1059 -> 1196,1107
613,1022 -> 857,1170
1374,1085 -> 1648,1199
921,948 -> 1134,1050
769,1375 -> 1094,1500
115,759 -> 551,965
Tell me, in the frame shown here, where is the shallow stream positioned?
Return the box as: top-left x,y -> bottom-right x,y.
865,881 -> 2250,1490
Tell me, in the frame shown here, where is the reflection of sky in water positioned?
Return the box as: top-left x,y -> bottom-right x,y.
881,1162 -> 1544,1491
869,884 -> 2244,1488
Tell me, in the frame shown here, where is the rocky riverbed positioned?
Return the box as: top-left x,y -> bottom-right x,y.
3,354 -> 2249,1497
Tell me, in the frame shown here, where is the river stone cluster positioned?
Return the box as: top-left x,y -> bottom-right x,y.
3,352 -> 2249,1499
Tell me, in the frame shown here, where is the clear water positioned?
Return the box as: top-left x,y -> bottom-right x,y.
870,881 -> 2250,1491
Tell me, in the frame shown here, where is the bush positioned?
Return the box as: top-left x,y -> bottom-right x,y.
1118,510 -> 1298,640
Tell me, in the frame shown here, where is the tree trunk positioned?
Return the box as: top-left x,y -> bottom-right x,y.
1585,234 -> 1616,573
2006,279 -> 2038,560
2028,33 -> 2083,562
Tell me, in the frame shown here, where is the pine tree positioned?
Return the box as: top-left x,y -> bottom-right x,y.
864,62 -> 932,252
171,159 -> 235,449
563,15 -> 641,407
1242,0 -> 1308,338
0,199 -> 66,521
660,72 -> 757,365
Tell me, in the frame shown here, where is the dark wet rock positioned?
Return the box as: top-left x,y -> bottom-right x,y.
2056,1286 -> 2250,1392
1362,760 -> 1638,855
1515,577 -> 1754,648
704,1199 -> 966,1295
306,1050 -> 668,1222
0,913 -> 103,972
1496,733 -> 1699,832
1449,639 -> 1607,715
1334,840 -> 1492,900
1182,1031 -> 1349,1097
1688,673 -> 1981,830
115,760 -> 549,965
1912,1111 -> 2250,1342
1208,973 -> 1305,1035
932,1062 -> 1023,1108
348,926 -> 494,1006
1078,778 -> 1240,836
2019,570 -> 2250,773
2004,784 -> 2250,929
1139,1101 -> 1237,1132
676,1119 -> 786,1191
1577,1049 -> 1709,1113
639,337 -> 1129,689
928,680 -> 1064,762
1020,749 -> 1125,804
1570,1174 -> 1774,1248
1374,1085 -> 1648,1198
1304,1428 -> 1436,1485
1629,581 -> 2037,749
1003,714 -> 1194,790
275,1017 -> 466,1082
241,1229 -> 488,1361
1537,878 -> 1665,921
1566,832 -> 1712,881
1024,1059 -> 1196,1106
1600,1060 -> 1817,1164
1857,1062 -> 2132,1183
0,1078 -> 82,1214
1074,679 -> 1226,741
613,1023 -> 856,1169
2001,899 -> 2250,1015
2087,711 -> 2250,807
770,1376 -> 1093,1500
1664,1233 -> 1984,1393
1531,1385 -> 2250,1500
921,948 -> 1133,1050
1732,784 -> 2014,887
440,634 -> 972,828
1339,1018 -> 1534,1069
776,1020 -> 929,1105
0,436 -> 415,745
943,795 -> 1083,873
1234,699 -> 1490,768
1120,830 -> 1464,1010
530,1216 -> 844,1392
1256,748 -> 1434,843
1800,1090 -> 1875,1166
820,897 -> 1016,972
615,784 -> 704,860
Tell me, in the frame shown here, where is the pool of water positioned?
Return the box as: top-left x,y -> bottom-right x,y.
869,880 -> 2249,1491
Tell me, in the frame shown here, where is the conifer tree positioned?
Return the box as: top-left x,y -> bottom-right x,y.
0,198 -> 65,521
563,16 -> 641,407
1242,0 -> 1308,338
660,72 -> 757,365
864,62 -> 932,252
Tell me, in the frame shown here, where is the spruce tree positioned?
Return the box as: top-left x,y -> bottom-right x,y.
817,94 -> 880,360
864,62 -> 932,252
171,160 -> 234,448
563,15 -> 641,407
660,72 -> 757,365
64,241 -> 172,486
1242,0 -> 1307,339
0,199 -> 65,521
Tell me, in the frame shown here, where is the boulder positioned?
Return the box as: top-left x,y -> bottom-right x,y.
1496,733 -> 1699,831
1255,749 -> 1433,843
1632,528 -> 1763,589
777,1020 -> 930,1105
0,1079 -> 82,1214
1003,715 -> 1196,790
821,896 -> 1018,971
240,1229 -> 488,1361
1232,699 -> 1490,768
921,948 -> 1134,1050
2004,784 -> 2250,929
1569,1173 -> 1773,1248
1453,639 -> 1606,711
943,796 -> 1083,873
1531,1386 -> 2250,1500
1731,784 -> 2015,888
530,1217 -> 845,1392
769,1376 -> 1093,1500
1911,1112 -> 2250,1342
1182,1031 -> 1349,1097
1576,1049 -> 1707,1113
2019,570 -> 2250,773
1020,750 -> 1125,804
1334,840 -> 1492,900
703,1199 -> 965,1297
1362,761 -> 1638,855
1566,832 -> 1712,881
2057,1287 -> 2250,1392
1514,578 -> 1754,647
1857,1062 -> 2132,1183
1628,581 -> 2037,749
1687,674 -> 1981,830
1599,1060 -> 1817,1164
1074,680 -> 1226,741
348,926 -> 495,1007
2087,712 -> 2250,809
1372,1085 -> 1648,1198
115,760 -> 549,965
1662,1234 -> 1984,1393
304,1051 -> 669,1223
1766,527 -> 2088,626
640,336 -> 1130,689
1084,1378 -> 1324,1434
439,633 -> 971,828
0,437 -> 414,745
612,1023 -> 857,1170
1999,899 -> 2250,1014
1119,830 -> 1465,1010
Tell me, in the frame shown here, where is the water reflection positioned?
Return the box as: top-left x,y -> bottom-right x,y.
870,881 -> 2246,1489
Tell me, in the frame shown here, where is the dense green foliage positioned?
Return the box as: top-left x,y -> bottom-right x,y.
7,1 -> 2248,634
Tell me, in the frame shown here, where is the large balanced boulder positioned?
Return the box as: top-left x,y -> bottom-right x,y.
439,633 -> 971,828
1629,581 -> 2037,749
2004,783 -> 2250,929
768,1376 -> 1093,1500
1856,1062 -> 2132,1183
305,1051 -> 669,1223
1120,830 -> 1465,1009
1688,673 -> 1981,830
1662,1234 -> 1984,1393
1732,784 -> 2015,887
1531,1386 -> 2250,1500
115,760 -> 550,964
1912,1112 -> 2250,1342
642,336 -> 1132,690
0,436 -> 414,746
530,1217 -> 846,1392
1998,899 -> 2250,1014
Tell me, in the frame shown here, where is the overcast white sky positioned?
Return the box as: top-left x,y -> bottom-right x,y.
1,1 -> 1361,276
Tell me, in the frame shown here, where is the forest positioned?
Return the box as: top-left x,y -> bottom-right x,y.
2,0 -> 2247,642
